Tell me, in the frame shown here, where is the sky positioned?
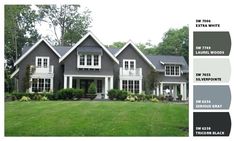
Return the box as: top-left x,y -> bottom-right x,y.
36,0 -> 190,45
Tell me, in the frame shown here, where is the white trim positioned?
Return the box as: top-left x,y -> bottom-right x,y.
115,41 -> 156,70
64,74 -> 113,78
30,77 -> 53,93
77,54 -> 101,69
59,32 -> 119,64
164,65 -> 181,77
123,59 -> 136,70
10,68 -> 19,78
35,56 -> 50,68
14,38 -> 61,66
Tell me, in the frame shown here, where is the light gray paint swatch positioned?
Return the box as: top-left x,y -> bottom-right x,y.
194,85 -> 231,109
193,58 -> 230,83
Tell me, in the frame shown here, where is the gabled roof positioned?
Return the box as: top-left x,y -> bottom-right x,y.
14,38 -> 61,66
146,55 -> 189,73
59,32 -> 119,64
107,47 -> 120,55
10,68 -> 19,78
53,46 -> 72,56
115,41 -> 156,70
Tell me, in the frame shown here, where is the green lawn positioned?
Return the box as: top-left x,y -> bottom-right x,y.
5,101 -> 188,136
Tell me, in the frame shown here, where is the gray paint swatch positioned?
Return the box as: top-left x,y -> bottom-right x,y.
194,32 -> 231,56
194,85 -> 231,109
193,58 -> 231,83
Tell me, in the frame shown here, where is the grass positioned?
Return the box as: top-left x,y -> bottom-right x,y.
5,101 -> 188,136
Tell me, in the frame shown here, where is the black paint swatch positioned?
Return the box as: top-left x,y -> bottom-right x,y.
193,112 -> 231,136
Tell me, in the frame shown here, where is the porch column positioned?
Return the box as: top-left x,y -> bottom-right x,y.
180,83 -> 184,100
156,85 -> 159,96
160,82 -> 163,95
69,76 -> 73,88
119,79 -> 122,90
105,77 -> 108,99
51,77 -> 54,92
64,75 -> 67,88
183,83 -> 187,100
110,76 -> 113,89
139,79 -> 142,94
173,85 -> 177,100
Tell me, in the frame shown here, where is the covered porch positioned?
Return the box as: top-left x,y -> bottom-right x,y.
63,75 -> 113,99
154,82 -> 187,101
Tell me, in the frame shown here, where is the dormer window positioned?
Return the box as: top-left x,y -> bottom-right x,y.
165,65 -> 180,76
77,54 -> 101,69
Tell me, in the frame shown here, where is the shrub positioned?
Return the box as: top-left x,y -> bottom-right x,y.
73,89 -> 84,99
137,93 -> 146,101
108,89 -> 118,100
151,98 -> 159,103
20,96 -> 31,102
166,95 -> 174,101
177,94 -> 182,101
58,88 -> 74,100
32,94 -> 42,100
117,90 -> 128,100
145,95 -> 152,100
88,82 -> 96,95
157,95 -> 165,101
40,96 -> 48,101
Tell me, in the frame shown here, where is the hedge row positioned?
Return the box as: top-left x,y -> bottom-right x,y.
5,88 -> 85,101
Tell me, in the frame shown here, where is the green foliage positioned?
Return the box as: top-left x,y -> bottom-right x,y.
57,88 -> 84,100
109,41 -> 126,48
37,5 -> 92,46
40,96 -> 48,101
107,89 -> 118,100
108,89 -> 128,101
88,82 -> 96,95
19,96 -> 31,102
23,65 -> 30,92
151,98 -> 159,103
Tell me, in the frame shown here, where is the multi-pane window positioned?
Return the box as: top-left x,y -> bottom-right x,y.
97,80 -> 102,93
78,54 -> 101,69
122,80 -> 127,90
134,81 -> 139,93
80,55 -> 85,65
31,78 -> 51,93
166,66 -> 170,75
176,66 -> 180,75
125,61 -> 129,70
37,58 -> 42,67
94,55 -> 99,66
165,65 -> 181,76
45,79 -> 51,91
87,55 -> 92,65
38,79 -> 44,92
43,58 -> 48,67
32,79 -> 38,92
36,57 -> 49,68
171,66 -> 175,75
122,80 -> 140,94
129,80 -> 134,93
123,60 -> 136,70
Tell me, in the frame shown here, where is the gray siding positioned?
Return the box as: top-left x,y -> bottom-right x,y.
115,44 -> 155,89
18,42 -> 63,92
62,36 -> 115,75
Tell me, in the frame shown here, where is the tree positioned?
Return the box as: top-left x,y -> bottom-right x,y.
37,5 -> 92,46
5,5 -> 40,92
155,26 -> 189,62
109,41 -> 126,48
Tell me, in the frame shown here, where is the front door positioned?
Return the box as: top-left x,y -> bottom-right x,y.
80,79 -> 94,94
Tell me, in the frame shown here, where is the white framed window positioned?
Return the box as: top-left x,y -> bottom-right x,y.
31,78 -> 52,93
80,55 -> 85,65
122,80 -> 140,94
36,57 -> 49,68
123,59 -> 136,70
94,55 -> 99,66
77,54 -> 101,69
165,65 -> 181,76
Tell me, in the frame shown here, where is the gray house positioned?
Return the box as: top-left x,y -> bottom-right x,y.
11,32 -> 188,100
